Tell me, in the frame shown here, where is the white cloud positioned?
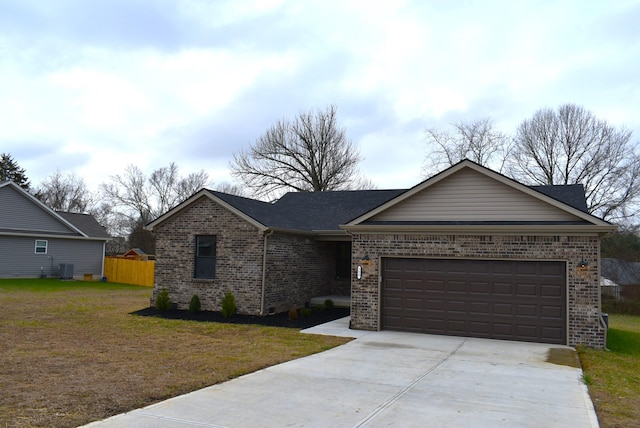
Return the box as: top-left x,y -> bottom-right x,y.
0,0 -> 638,194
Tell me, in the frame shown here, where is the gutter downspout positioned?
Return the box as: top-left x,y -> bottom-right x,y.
260,229 -> 274,315
101,241 -> 106,279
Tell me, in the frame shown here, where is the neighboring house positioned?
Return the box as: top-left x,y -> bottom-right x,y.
121,248 -> 155,261
147,160 -> 615,348
601,258 -> 640,286
0,181 -> 110,279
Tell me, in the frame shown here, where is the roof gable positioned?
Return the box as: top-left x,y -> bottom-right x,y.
146,189 -> 272,232
0,181 -> 89,237
368,167 -> 580,222
346,160 -> 611,228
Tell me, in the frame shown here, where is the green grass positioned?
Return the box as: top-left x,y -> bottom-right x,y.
578,314 -> 640,427
0,279 -> 350,428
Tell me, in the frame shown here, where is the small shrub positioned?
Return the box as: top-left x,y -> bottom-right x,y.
189,294 -> 201,313
221,291 -> 237,318
299,307 -> 313,317
156,288 -> 171,311
288,309 -> 299,320
324,299 -> 335,309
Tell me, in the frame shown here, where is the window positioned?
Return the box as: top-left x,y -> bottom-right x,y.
35,240 -> 48,254
194,235 -> 216,279
336,242 -> 351,279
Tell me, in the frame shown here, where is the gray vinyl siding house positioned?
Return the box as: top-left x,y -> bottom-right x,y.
147,160 -> 616,348
0,181 -> 110,279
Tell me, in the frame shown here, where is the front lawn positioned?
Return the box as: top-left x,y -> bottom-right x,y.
578,314 -> 640,428
0,279 -> 350,427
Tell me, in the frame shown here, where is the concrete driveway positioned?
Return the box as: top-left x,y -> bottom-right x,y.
85,317 -> 598,428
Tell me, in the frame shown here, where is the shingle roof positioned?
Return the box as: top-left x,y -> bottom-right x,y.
207,183 -> 588,233
56,212 -> 111,238
208,189 -> 406,232
530,184 -> 589,213
602,258 -> 640,285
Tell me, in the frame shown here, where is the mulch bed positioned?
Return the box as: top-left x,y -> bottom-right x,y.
132,306 -> 350,329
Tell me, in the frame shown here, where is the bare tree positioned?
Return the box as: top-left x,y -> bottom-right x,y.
424,118 -> 512,175
101,163 -> 210,226
214,181 -> 246,196
35,170 -> 95,213
508,104 -> 640,222
230,105 -> 368,199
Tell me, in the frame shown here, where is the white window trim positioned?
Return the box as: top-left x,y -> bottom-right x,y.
35,239 -> 48,254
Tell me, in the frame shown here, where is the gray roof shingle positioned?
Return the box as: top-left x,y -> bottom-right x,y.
57,212 -> 111,238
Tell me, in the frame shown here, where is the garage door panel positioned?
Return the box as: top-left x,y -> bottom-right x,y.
516,283 -> 538,296
404,298 -> 424,310
385,278 -> 403,292
425,279 -> 445,291
405,279 -> 424,292
541,327 -> 564,341
492,282 -> 514,295
540,285 -> 563,297
382,258 -> 566,344
493,302 -> 513,315
469,301 -> 490,314
448,281 -> 467,293
540,305 -> 563,319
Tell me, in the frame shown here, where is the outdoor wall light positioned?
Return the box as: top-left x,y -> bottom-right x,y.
578,259 -> 589,269
361,255 -> 370,262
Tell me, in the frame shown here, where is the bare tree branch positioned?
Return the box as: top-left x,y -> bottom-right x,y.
423,118 -> 511,175
100,163 -> 210,232
35,170 -> 95,213
508,104 -> 640,222
230,105 -> 370,199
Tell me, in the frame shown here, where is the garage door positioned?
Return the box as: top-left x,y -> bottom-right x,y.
382,258 -> 566,344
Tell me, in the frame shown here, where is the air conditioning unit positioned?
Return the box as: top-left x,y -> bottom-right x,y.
59,263 -> 74,279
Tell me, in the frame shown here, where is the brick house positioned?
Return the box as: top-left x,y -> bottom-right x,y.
147,160 -> 615,348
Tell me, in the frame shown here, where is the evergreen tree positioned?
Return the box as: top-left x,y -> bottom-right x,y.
0,153 -> 31,190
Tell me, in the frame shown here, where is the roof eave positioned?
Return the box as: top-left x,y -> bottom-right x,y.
340,223 -> 617,235
0,231 -> 111,241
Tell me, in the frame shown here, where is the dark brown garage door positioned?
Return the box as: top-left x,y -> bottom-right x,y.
382,258 -> 566,344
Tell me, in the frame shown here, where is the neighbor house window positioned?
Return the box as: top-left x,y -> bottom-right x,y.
336,242 -> 351,279
194,235 -> 216,279
35,240 -> 48,254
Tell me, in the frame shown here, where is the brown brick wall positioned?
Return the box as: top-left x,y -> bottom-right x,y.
351,233 -> 604,348
263,235 -> 336,313
151,196 -> 347,316
152,197 -> 264,314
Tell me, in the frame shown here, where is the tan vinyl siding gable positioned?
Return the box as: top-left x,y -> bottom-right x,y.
370,168 -> 582,222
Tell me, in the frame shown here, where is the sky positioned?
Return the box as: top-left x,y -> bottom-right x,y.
1,0 -> 639,195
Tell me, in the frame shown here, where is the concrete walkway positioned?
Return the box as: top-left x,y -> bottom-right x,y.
85,317 -> 599,427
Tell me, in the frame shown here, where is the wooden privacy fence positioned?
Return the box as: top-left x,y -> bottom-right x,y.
104,257 -> 155,287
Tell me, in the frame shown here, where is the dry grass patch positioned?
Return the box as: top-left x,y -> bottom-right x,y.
0,279 -> 350,427
578,314 -> 640,428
